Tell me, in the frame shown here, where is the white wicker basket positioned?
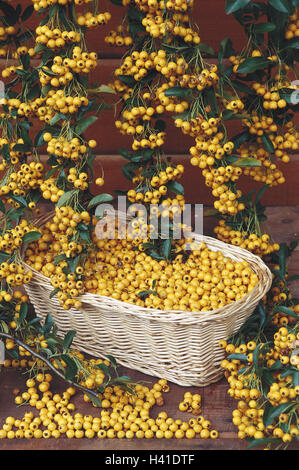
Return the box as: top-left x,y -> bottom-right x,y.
23,213 -> 272,387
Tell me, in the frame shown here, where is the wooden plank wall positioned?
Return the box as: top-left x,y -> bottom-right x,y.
2,0 -> 299,205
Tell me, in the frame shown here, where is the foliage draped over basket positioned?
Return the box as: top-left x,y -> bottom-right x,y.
0,0 -> 298,449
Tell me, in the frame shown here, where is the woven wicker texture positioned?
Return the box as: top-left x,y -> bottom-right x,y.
23,213 -> 273,387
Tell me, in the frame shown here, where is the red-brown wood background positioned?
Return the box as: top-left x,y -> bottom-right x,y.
2,0 -> 299,205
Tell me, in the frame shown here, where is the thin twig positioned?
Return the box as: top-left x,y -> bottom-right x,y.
0,331 -> 99,400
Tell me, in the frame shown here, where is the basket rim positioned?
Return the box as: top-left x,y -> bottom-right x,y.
22,211 -> 273,324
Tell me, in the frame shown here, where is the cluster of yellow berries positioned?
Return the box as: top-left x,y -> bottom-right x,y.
0,362 -> 220,441
219,332 -> 299,446
32,0 -> 92,12
178,392 -> 202,415
225,98 -> 245,113
39,63 -> 74,88
0,262 -> 33,288
229,50 -> 278,74
77,11 -> 111,28
129,0 -> 194,14
12,46 -> 35,60
39,89 -> 89,122
285,11 -> 299,40
115,49 -> 156,82
5,162 -> 44,196
236,144 -> 286,187
68,47 -> 98,74
66,169 -> 89,190
243,164 -> 285,187
39,178 -> 65,203
150,164 -> 184,186
44,133 -> 89,162
252,82 -> 288,110
0,220 -> 39,255
0,25 -> 16,42
243,114 -> 278,136
268,287 -> 299,327
105,25 -> 133,47
141,10 -> 200,43
35,26 -> 81,49
24,206 -> 92,309
214,221 -> 280,257
179,65 -> 219,91
1,64 -> 26,79
202,167 -> 244,216
0,97 -> 44,120
272,123 -> 299,156
272,326 -> 299,368
39,50 -> 98,87
25,216 -> 259,312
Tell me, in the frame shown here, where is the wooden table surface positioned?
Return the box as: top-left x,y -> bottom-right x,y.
0,207 -> 298,452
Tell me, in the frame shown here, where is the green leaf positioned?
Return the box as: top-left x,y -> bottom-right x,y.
252,343 -> 262,371
95,85 -> 116,94
20,53 -> 31,71
63,330 -> 76,352
117,75 -> 137,88
137,290 -> 151,299
198,43 -> 215,56
261,134 -> 275,154
167,180 -> 184,195
9,194 -> 27,207
268,0 -> 291,13
255,184 -> 269,204
0,1 -> 18,25
253,22 -> 277,33
164,87 -> 193,98
232,157 -> 262,167
225,0 -> 250,14
60,354 -> 78,381
263,402 -> 295,427
0,198 -> 5,214
22,231 -> 41,245
247,437 -> 281,449
222,109 -> 236,121
19,303 -> 28,323
278,243 -> 288,277
105,354 -> 117,368
75,116 -> 98,135
49,288 -> 59,299
273,305 -> 299,319
12,143 -> 31,153
56,190 -> 78,208
49,113 -> 67,126
109,0 -> 123,5
237,57 -> 272,74
87,193 -> 113,209
218,37 -> 235,65
54,254 -> 67,265
85,392 -> 102,407
227,353 -> 248,361
161,239 -> 172,260
21,5 -> 34,21
286,37 -> 299,49
95,362 -> 111,377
